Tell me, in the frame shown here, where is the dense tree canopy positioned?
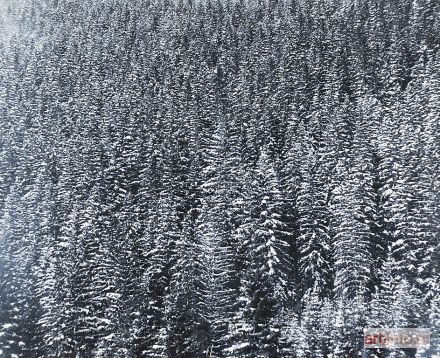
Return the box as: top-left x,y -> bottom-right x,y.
0,0 -> 439,357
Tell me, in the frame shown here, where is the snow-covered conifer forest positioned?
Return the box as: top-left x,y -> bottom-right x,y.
0,0 -> 439,356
